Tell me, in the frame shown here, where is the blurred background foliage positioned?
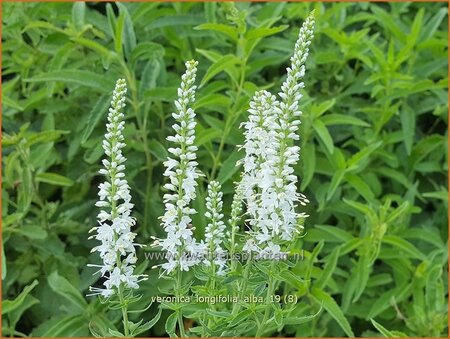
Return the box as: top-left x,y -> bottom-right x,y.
1,1 -> 448,337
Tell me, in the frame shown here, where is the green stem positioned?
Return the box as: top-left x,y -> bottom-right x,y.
256,262 -> 276,337
176,269 -> 186,338
118,284 -> 130,337
232,255 -> 252,315
207,263 -> 217,330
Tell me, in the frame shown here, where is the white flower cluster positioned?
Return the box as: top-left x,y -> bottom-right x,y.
239,90 -> 279,223
240,12 -> 315,256
155,60 -> 203,275
88,79 -> 146,297
204,181 -> 227,275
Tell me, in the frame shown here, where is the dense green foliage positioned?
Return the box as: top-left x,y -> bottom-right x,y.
2,1 -> 448,337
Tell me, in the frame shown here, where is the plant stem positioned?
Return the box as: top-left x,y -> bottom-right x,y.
118,284 -> 130,337
232,255 -> 252,315
206,263 -> 217,330
176,269 -> 186,338
256,261 -> 276,337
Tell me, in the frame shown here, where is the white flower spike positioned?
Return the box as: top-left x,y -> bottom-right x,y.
204,180 -> 227,275
88,79 -> 146,297
239,12 -> 315,254
155,60 -> 203,275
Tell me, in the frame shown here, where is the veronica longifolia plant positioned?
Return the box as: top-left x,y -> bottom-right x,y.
88,79 -> 159,337
90,11 -> 315,339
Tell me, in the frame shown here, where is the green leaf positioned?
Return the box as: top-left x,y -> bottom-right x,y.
72,2 -> 86,31
409,8 -> 424,46
36,172 -> 74,187
139,59 -> 161,95
200,54 -> 240,87
131,42 -> 165,66
82,94 -> 111,144
195,23 -> 238,41
18,225 -> 48,240
278,270 -> 305,290
146,14 -> 204,30
370,6 -> 406,44
148,139 -> 168,161
352,254 -> 372,302
217,149 -> 242,184
382,236 -> 427,261
3,95 -> 24,111
347,141 -> 382,171
115,13 -> 125,56
315,246 -> 340,289
370,319 -> 408,338
106,3 -> 117,38
346,174 -> 375,202
2,280 -> 39,314
197,128 -> 222,146
245,25 -> 288,40
305,241 -> 324,282
313,120 -> 334,154
312,225 -> 354,243
36,315 -> 88,337
144,87 -> 177,102
327,169 -> 346,201
230,308 -> 253,327
312,99 -> 336,118
400,106 -> 415,155
18,167 -> 33,213
423,190 -> 448,201
25,130 -> 68,147
24,70 -> 114,92
420,7 -> 447,41
117,3 -> 136,58
205,309 -> 232,318
301,143 -> 315,190
311,287 -> 355,337
194,94 -> 230,110
48,271 -> 87,312
72,37 -> 115,60
108,328 -> 125,337
283,307 -> 322,325
321,114 -> 370,127
8,294 -> 40,330
132,307 -> 162,336
165,312 -> 178,337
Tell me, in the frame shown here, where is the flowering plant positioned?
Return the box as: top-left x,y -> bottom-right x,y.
89,10 -> 316,338
4,2 -> 447,338
88,79 -> 160,337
